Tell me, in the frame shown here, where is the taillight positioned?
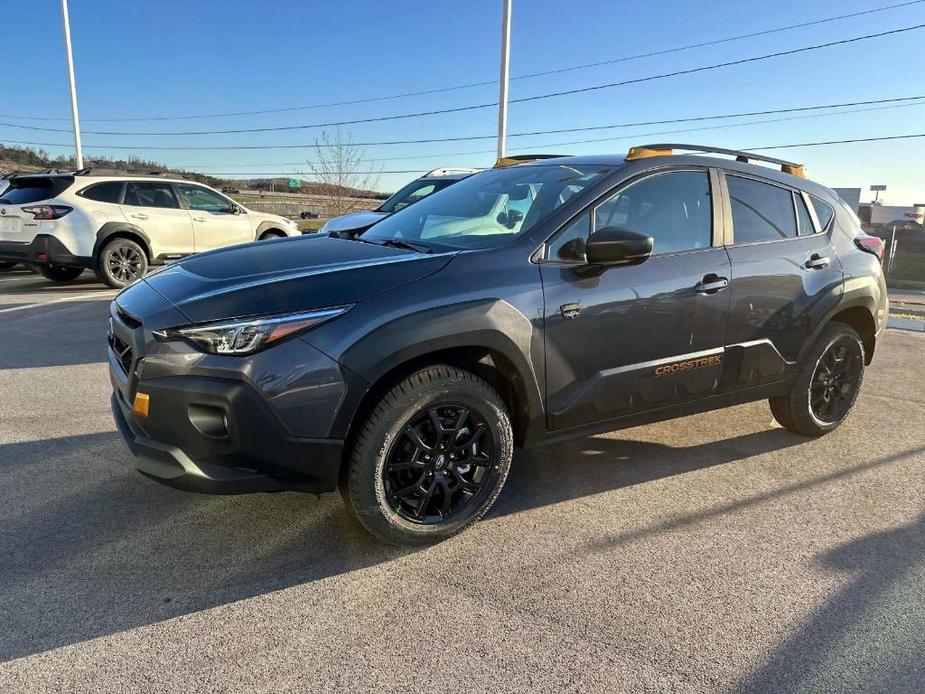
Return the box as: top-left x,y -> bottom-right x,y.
855,236 -> 884,262
21,205 -> 72,220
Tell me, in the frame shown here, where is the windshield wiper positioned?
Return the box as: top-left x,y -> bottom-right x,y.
378,239 -> 432,253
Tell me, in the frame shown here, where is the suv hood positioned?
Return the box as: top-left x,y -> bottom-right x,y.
323,210 -> 389,234
139,235 -> 453,323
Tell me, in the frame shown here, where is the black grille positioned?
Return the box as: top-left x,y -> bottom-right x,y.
108,333 -> 134,375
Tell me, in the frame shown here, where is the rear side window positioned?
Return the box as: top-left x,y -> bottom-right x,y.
727,176 -> 797,243
795,194 -> 815,235
810,196 -> 835,230
0,177 -> 73,204
123,181 -> 180,209
79,181 -> 123,204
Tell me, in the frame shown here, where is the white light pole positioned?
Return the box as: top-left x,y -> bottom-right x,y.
496,0 -> 512,163
60,0 -> 84,169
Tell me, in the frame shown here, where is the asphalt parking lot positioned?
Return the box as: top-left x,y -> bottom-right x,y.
1,267 -> 923,693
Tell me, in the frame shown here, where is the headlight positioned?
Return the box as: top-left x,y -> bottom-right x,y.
154,305 -> 352,355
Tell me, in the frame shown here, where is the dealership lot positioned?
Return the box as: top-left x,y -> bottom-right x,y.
1,270 -> 923,693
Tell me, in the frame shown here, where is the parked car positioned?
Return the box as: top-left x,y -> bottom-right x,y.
0,170 -> 300,288
300,210 -> 319,219
319,167 -> 479,237
109,144 -> 887,544
221,186 -> 240,194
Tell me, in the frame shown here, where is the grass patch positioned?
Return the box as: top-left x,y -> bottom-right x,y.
298,219 -> 325,232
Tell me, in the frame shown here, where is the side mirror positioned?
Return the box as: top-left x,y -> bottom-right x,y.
231,205 -> 242,215
584,226 -> 653,267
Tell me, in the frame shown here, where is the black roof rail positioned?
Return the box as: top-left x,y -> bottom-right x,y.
72,167 -> 197,179
625,143 -> 805,178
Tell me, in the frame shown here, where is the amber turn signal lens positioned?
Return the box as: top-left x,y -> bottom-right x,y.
133,392 -> 150,418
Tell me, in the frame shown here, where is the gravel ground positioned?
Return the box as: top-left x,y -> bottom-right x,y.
1,269 -> 923,693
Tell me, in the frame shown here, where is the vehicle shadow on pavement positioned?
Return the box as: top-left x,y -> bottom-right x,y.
0,300 -> 110,368
0,268 -> 108,293
742,502 -> 925,693
493,426 -> 808,519
1,425 -> 821,663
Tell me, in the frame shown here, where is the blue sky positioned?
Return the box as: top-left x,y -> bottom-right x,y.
2,0 -> 924,202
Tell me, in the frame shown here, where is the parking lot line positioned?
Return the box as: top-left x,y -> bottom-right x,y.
0,292 -> 115,315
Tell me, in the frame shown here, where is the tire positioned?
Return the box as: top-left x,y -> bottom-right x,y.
0,261 -> 17,270
344,365 -> 514,545
769,323 -> 865,436
95,238 -> 148,289
259,230 -> 285,240
36,264 -> 83,283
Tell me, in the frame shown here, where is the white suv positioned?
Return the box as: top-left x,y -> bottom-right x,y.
0,171 -> 300,287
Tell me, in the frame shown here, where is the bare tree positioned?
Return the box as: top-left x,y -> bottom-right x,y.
305,129 -> 380,218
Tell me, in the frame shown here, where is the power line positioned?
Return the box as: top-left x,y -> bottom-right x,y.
2,23 -> 922,137
192,132 -> 925,178
3,94 -> 924,151
180,100 -> 925,167
184,132 -> 925,177
748,132 -> 925,151
2,0 -> 922,123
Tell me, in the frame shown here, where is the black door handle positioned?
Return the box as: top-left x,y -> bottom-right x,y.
695,274 -> 728,294
805,253 -> 830,270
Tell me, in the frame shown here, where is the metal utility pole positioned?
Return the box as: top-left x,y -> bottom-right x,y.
60,0 -> 84,169
496,0 -> 512,162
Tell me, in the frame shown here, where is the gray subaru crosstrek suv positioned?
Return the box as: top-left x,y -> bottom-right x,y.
109,145 -> 888,545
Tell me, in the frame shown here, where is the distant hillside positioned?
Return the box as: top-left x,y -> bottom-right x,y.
0,145 -> 386,198
0,144 -> 223,186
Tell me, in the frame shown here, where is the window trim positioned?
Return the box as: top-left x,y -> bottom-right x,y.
76,180 -> 126,205
536,165 -> 722,265
721,171 -> 810,247
806,193 -> 835,234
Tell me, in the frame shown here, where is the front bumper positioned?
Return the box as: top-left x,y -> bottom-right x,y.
0,233 -> 92,268
112,381 -> 344,495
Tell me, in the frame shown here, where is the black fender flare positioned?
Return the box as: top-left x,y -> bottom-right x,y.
331,299 -> 545,446
800,290 -> 878,363
93,223 -> 154,267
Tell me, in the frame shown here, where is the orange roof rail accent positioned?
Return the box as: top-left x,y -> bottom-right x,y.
493,154 -> 570,168
625,143 -> 806,178
626,146 -> 673,160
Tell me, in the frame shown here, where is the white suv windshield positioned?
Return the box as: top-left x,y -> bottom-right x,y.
362,164 -> 612,251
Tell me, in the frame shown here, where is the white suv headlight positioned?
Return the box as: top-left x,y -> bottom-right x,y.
154,305 -> 352,355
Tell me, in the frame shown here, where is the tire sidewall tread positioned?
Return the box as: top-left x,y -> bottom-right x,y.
345,365 -> 513,545
770,322 -> 865,436
96,238 -> 148,289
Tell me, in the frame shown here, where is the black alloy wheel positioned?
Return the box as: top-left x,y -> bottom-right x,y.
769,322 -> 865,436
809,336 -> 863,424
344,365 -> 514,544
383,403 -> 498,524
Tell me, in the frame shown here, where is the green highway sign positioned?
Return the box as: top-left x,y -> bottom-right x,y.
288,178 -> 300,189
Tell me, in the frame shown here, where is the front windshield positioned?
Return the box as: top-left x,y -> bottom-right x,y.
363,164 -> 612,251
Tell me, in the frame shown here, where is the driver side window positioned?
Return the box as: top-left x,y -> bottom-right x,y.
544,170 -> 713,262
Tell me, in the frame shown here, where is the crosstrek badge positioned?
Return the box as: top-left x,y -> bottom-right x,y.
654,354 -> 722,377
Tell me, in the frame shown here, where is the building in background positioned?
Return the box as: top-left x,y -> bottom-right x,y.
833,188 -> 862,213
858,203 -> 925,231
